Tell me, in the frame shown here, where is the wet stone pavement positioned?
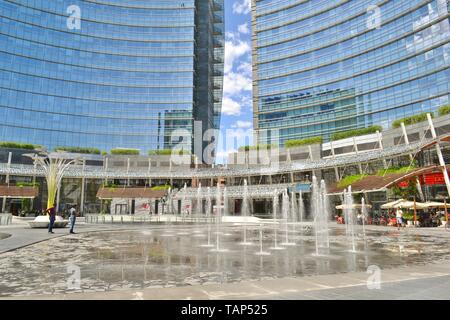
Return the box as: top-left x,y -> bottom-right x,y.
1,225 -> 450,297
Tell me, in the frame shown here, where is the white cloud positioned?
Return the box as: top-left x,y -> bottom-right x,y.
224,39 -> 251,73
223,70 -> 252,97
222,97 -> 242,116
232,120 -> 252,129
232,0 -> 251,15
237,61 -> 252,76
222,21 -> 253,117
238,22 -> 250,35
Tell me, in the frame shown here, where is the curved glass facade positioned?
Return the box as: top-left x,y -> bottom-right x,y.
253,0 -> 450,145
0,0 -> 224,153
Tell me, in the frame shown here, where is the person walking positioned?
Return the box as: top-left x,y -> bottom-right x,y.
46,205 -> 56,234
396,207 -> 404,230
69,204 -> 78,234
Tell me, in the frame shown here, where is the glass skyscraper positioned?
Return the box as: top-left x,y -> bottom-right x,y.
252,0 -> 450,146
0,0 -> 224,154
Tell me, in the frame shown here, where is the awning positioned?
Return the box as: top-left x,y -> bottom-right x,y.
336,203 -> 372,210
328,165 -> 449,195
0,185 -> 38,198
97,187 -> 168,199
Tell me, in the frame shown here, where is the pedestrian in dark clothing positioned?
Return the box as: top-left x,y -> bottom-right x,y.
69,205 -> 77,234
46,205 -> 56,234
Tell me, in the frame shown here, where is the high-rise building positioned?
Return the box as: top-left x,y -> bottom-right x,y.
252,0 -> 450,146
0,0 -> 224,155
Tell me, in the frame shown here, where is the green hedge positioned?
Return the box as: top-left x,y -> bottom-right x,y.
148,149 -> 190,156
55,146 -> 101,154
238,144 -> 277,152
0,141 -> 41,150
16,182 -> 39,187
285,136 -> 323,148
101,151 -> 108,156
392,112 -> 432,129
376,165 -> 415,176
438,105 -> 450,116
110,148 -> 140,155
402,213 -> 415,221
151,185 -> 171,191
337,174 -> 367,189
331,126 -> 382,141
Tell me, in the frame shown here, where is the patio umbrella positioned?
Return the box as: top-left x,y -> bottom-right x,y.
380,199 -> 405,209
423,201 -> 447,208
391,200 -> 427,209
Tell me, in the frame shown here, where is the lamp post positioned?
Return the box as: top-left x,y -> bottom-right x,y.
445,198 -> 448,230
413,196 -> 417,227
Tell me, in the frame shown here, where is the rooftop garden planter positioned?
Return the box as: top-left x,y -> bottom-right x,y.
438,105 -> 450,117
337,174 -> 367,189
331,126 -> 382,141
54,146 -> 101,154
0,141 -> 41,150
285,136 -> 323,148
238,144 -> 277,152
148,149 -> 190,156
110,148 -> 140,155
392,112 -> 432,129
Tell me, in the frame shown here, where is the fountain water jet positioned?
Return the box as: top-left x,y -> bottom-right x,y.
344,186 -> 356,252
270,191 -> 285,250
290,191 -> 298,234
200,187 -> 214,247
311,176 -> 330,256
176,184 -> 190,235
240,180 -> 253,246
361,197 -> 367,240
211,183 -> 228,253
281,190 -> 295,246
298,191 -> 305,238
192,183 -> 204,235
255,223 -> 271,256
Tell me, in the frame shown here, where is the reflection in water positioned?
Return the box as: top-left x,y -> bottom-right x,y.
0,226 -> 449,297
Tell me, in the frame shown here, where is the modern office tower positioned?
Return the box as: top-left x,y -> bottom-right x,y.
252,0 -> 450,146
0,0 -> 224,156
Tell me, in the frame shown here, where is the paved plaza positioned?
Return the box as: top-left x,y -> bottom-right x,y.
1,218 -> 450,300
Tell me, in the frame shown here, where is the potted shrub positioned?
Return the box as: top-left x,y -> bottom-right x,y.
403,212 -> 414,226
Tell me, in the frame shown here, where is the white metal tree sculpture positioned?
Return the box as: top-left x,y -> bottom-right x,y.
30,154 -> 79,211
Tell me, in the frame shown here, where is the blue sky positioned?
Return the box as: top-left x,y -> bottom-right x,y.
216,0 -> 253,163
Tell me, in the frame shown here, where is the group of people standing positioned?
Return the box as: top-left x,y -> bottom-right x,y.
45,204 -> 78,234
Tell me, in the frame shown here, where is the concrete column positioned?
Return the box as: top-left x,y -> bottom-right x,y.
2,152 -> 11,212
330,141 -> 340,181
104,157 -> 108,185
33,155 -> 37,184
353,137 -> 363,174
401,122 -> 424,200
377,130 -> 388,169
148,158 -> 152,186
428,113 -> 450,197
80,159 -> 86,214
126,158 -> 130,186
308,145 -> 318,178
